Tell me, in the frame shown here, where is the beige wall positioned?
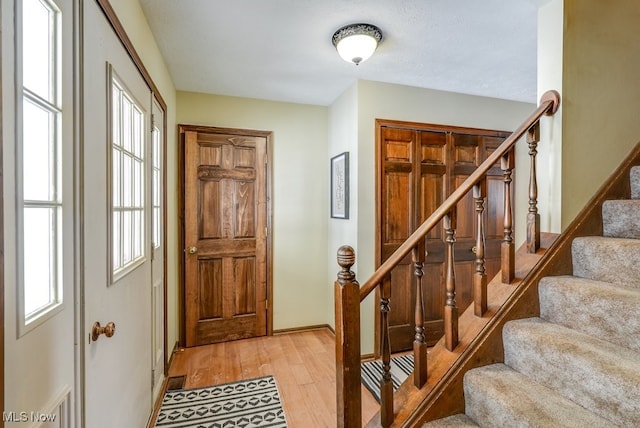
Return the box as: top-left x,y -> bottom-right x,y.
177,92 -> 330,330
561,0 -> 640,227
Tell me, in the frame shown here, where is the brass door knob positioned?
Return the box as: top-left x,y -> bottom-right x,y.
92,321 -> 116,342
188,246 -> 198,254
471,246 -> 477,254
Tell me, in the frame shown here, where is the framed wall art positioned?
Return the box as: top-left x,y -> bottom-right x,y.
330,152 -> 349,219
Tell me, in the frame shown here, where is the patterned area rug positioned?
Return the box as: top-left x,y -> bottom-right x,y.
361,354 -> 414,403
155,375 -> 288,427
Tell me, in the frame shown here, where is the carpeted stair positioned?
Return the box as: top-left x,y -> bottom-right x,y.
425,166 -> 640,427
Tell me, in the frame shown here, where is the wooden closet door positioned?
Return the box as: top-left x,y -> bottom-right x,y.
379,128 -> 418,351
378,122 -> 509,353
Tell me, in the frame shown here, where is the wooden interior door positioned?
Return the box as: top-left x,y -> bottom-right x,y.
182,125 -> 271,347
377,121 -> 510,352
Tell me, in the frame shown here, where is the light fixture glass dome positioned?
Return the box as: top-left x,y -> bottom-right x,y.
332,23 -> 383,65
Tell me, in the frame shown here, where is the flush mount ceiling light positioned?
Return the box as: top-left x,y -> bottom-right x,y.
332,23 -> 383,65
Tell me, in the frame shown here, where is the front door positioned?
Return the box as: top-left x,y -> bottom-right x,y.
82,0 -> 155,425
181,125 -> 271,347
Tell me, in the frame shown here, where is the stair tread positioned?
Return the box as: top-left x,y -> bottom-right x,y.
422,414 -> 478,427
572,236 -> 640,286
504,318 -> 640,426
464,364 -> 613,428
602,199 -> 640,239
539,275 -> 640,352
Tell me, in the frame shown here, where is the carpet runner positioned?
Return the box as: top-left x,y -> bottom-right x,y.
155,375 -> 287,427
361,354 -> 414,403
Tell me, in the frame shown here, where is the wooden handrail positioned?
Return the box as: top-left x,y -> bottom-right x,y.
358,90 -> 560,301
336,89 -> 560,428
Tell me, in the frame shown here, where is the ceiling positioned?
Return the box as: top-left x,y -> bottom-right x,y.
138,0 -> 543,106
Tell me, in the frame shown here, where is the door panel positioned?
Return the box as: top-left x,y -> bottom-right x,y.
82,1 -> 154,426
378,123 -> 510,352
183,126 -> 270,347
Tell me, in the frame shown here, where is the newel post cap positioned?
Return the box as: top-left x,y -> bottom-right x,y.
337,246 -> 356,284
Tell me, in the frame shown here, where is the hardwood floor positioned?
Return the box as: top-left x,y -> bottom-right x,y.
155,328 -> 379,427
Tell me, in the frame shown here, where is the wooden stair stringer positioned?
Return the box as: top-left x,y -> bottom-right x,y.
387,141 -> 640,427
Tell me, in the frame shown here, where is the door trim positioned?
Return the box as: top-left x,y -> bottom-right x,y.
178,124 -> 274,346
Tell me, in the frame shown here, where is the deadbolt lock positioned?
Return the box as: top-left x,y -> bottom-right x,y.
188,246 -> 198,254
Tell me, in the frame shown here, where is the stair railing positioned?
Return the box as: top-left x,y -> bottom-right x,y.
334,90 -> 561,428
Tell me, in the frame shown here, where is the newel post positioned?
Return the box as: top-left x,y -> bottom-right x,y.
335,246 -> 361,428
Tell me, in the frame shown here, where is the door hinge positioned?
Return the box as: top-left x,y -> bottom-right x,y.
265,155 -> 268,165
265,227 -> 268,237
265,300 -> 268,310
150,113 -> 156,132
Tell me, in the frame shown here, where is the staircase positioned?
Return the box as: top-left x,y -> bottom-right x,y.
425,166 -> 640,427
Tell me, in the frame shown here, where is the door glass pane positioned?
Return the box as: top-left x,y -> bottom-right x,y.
110,74 -> 146,277
23,98 -> 54,201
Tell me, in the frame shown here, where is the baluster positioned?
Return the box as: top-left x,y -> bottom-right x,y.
527,123 -> 541,253
412,240 -> 427,388
444,208 -> 459,351
380,275 -> 393,427
335,246 -> 361,428
501,150 -> 515,284
473,178 -> 487,316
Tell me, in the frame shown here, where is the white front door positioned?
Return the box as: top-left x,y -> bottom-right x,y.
82,0 -> 154,426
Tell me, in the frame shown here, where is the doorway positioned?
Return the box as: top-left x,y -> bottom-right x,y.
180,125 -> 273,347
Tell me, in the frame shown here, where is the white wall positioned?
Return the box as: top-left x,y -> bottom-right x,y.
176,92 -> 330,330
537,0 -> 564,233
327,85 -> 359,328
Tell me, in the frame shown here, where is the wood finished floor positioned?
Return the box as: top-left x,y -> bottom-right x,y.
156,328 -> 379,427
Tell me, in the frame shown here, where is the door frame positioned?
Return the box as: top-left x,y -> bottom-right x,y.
178,124 -> 274,346
78,0 -> 169,419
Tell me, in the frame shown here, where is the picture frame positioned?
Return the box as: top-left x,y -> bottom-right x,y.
330,152 -> 349,219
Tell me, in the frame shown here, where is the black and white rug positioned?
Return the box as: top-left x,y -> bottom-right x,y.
155,375 -> 288,427
361,354 -> 414,403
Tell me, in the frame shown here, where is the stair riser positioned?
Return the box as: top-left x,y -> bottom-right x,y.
539,276 -> 640,352
602,200 -> 640,239
572,237 -> 640,286
631,166 -> 640,199
503,319 -> 640,426
464,364 -> 613,428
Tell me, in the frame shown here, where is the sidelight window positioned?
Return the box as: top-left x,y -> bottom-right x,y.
18,0 -> 63,328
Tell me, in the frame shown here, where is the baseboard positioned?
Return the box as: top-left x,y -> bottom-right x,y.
273,324 -> 334,335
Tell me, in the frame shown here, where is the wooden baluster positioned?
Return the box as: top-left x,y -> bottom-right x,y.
335,246 -> 361,428
412,240 -> 427,388
473,178 -> 487,316
380,275 -> 393,427
501,150 -> 515,284
527,123 -> 541,254
444,208 -> 459,351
